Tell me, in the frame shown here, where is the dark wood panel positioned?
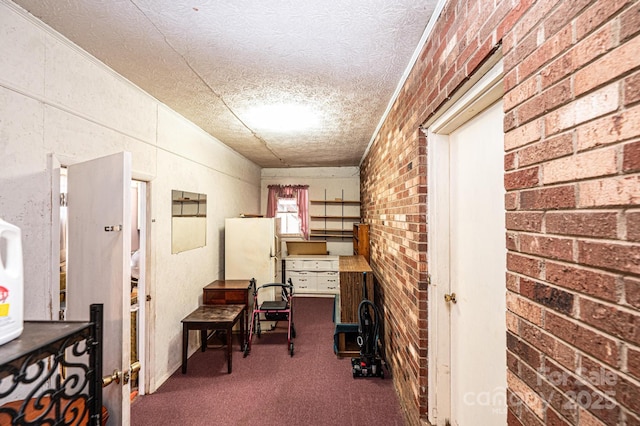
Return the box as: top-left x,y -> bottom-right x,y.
339,270 -> 374,323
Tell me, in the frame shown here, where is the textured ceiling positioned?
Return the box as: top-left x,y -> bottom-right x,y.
12,0 -> 439,167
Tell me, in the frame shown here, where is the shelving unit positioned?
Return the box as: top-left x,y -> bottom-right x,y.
309,190 -> 361,239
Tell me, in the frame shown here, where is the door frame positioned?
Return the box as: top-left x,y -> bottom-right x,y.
48,155 -> 154,402
425,59 -> 504,425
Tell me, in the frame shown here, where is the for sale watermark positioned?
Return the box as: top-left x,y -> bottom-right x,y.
461,366 -> 618,413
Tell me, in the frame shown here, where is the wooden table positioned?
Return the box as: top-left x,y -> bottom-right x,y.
181,304 -> 245,374
339,255 -> 374,323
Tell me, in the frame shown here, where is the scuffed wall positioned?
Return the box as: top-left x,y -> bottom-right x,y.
0,1 -> 261,395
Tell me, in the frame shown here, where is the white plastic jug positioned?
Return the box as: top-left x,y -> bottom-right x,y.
0,218 -> 24,345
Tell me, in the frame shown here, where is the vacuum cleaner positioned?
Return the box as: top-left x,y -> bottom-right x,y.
351,272 -> 386,378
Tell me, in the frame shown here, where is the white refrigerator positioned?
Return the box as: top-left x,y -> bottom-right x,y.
225,217 -> 281,302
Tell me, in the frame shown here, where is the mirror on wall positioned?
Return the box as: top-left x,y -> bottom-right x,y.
171,190 -> 207,254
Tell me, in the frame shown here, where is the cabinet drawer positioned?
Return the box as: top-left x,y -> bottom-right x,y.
288,270 -> 312,278
203,289 -> 246,305
317,271 -> 339,278
285,259 -> 303,270
290,276 -> 317,292
301,260 -> 339,270
317,277 -> 339,293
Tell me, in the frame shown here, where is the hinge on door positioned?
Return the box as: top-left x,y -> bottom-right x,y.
146,295 -> 151,302
60,193 -> 67,207
427,274 -> 432,286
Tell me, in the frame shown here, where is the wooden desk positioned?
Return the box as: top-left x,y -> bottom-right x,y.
203,280 -> 252,335
181,304 -> 244,374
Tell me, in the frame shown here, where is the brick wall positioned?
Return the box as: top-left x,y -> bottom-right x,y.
360,0 -> 640,425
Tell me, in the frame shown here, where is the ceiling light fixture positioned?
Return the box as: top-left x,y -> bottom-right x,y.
244,103 -> 321,132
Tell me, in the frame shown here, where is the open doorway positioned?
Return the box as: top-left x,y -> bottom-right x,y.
58,170 -> 148,399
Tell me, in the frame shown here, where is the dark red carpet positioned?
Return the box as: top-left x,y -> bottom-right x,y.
131,297 -> 406,425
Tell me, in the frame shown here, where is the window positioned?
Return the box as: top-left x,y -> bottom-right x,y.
266,184 -> 309,239
276,198 -> 301,235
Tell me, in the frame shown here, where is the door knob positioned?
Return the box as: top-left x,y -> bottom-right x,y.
444,293 -> 457,304
102,369 -> 122,387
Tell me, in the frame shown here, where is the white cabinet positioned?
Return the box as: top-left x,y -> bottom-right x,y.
285,255 -> 340,295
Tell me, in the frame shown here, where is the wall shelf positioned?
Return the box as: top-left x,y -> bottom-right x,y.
309,190 -> 361,239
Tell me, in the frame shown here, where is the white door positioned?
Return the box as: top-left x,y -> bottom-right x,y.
449,100 -> 506,425
67,151 -> 132,425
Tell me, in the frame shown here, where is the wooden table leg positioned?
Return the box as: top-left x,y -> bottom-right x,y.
200,329 -> 207,352
240,310 -> 245,351
226,323 -> 232,374
181,323 -> 188,374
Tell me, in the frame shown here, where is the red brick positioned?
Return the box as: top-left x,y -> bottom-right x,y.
544,311 -> 620,367
620,2 -> 640,42
625,276 -> 640,310
506,212 -> 543,232
573,20 -> 616,66
505,75 -> 538,111
545,261 -> 618,302
505,152 -> 516,171
576,359 -> 624,424
508,408 -> 525,426
623,141 -> 640,172
578,240 -> 640,274
575,0 -> 629,40
617,374 -> 640,415
518,133 -> 573,167
498,0 -> 536,51
518,24 -> 573,82
628,211 -> 640,241
507,331 -> 542,369
629,346 -> 640,381
504,67 -> 518,93
540,49 -> 573,91
519,234 -> 574,262
477,0 -> 511,43
578,176 -> 640,208
507,232 -> 518,251
546,408 -> 572,426
625,70 -> 640,105
505,110 -> 517,132
576,104 -> 640,151
546,211 -> 618,238
506,192 -> 518,210
507,252 -> 544,279
544,0 -> 590,37
517,79 -> 572,124
545,83 -> 619,136
511,0 -> 560,44
505,118 -> 542,150
579,297 -> 640,344
520,185 -> 576,210
574,35 -> 640,96
505,166 -> 540,190
520,278 -> 574,314
543,147 -> 617,184
505,24 -> 539,73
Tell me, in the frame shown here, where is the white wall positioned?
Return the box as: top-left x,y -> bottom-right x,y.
0,1 -> 261,391
261,167 -> 360,256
